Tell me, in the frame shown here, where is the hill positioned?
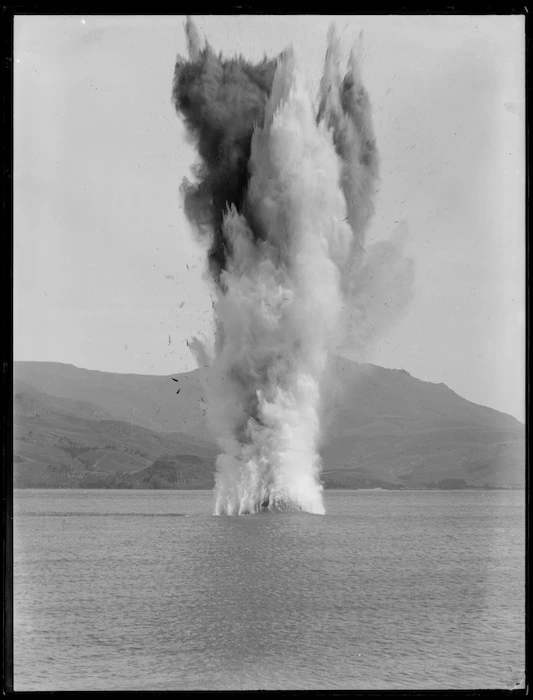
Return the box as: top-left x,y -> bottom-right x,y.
13,377 -> 217,489
320,359 -> 524,489
13,359 -> 524,490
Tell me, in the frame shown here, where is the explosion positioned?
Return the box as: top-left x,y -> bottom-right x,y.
172,17 -> 413,515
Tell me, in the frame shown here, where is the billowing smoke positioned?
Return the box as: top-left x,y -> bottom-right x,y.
172,18 -> 413,515
172,16 -> 277,283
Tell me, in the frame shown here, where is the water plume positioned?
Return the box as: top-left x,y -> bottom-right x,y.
172,19 -> 412,515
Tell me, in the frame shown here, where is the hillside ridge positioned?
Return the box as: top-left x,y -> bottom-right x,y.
13,359 -> 524,490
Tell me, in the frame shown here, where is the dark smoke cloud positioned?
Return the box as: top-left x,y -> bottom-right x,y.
172,17 -> 277,283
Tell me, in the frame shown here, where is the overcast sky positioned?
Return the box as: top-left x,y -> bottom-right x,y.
14,15 -> 525,420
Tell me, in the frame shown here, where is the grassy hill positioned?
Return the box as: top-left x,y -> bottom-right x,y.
13,380 -> 217,489
320,359 -> 524,489
13,359 -> 524,489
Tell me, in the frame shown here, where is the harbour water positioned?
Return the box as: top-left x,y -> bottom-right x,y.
13,488 -> 524,690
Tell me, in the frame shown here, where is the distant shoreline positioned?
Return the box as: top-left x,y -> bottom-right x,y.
13,485 -> 525,492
